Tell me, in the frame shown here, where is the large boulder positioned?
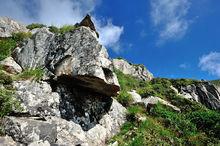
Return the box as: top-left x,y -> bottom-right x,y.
0,57 -> 22,74
142,96 -> 180,112
46,26 -> 119,96
0,17 -> 28,37
13,80 -> 60,117
3,116 -> 57,145
113,58 -> 153,81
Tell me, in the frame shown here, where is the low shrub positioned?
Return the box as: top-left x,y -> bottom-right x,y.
116,90 -> 133,107
59,25 -> 76,34
0,89 -> 20,117
150,104 -> 197,137
26,23 -> 46,30
187,110 -> 220,138
12,32 -> 32,42
0,38 -> 16,61
0,71 -> 13,85
48,26 -> 59,34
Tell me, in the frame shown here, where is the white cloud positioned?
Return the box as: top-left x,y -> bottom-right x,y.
151,0 -> 191,43
179,63 -> 190,69
0,0 -> 123,53
94,19 -> 124,53
199,52 -> 220,77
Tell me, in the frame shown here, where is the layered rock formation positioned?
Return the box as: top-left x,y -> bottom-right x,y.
113,58 -> 153,81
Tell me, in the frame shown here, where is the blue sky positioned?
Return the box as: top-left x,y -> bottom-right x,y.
0,0 -> 220,80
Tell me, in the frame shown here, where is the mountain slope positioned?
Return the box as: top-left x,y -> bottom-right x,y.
0,16 -> 219,146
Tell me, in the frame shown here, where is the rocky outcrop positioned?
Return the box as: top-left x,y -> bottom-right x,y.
2,16 -> 126,146
46,26 -> 119,96
175,82 -> 220,110
142,96 -> 180,112
3,94 -> 126,146
0,17 -> 28,37
13,25 -> 119,96
0,57 -> 22,74
113,58 -> 153,81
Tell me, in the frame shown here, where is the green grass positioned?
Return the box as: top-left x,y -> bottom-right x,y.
114,69 -> 145,91
59,25 -> 77,34
111,71 -> 220,145
12,32 -> 32,42
116,90 -> 133,107
26,23 -> 46,30
48,26 -> 60,34
110,103 -> 220,146
14,68 -> 44,81
210,80 -> 220,86
0,38 -> 16,61
0,71 -> 13,85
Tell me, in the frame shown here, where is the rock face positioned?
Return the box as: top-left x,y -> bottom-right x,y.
13,25 -> 119,96
46,26 -> 119,96
3,116 -> 57,145
113,58 -> 153,81
13,27 -> 54,69
176,82 -> 220,110
0,17 -> 28,37
13,80 -> 60,117
2,15 -> 126,146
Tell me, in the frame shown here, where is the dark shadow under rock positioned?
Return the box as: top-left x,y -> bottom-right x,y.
49,75 -> 113,131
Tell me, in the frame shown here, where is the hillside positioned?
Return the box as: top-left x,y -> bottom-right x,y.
0,16 -> 220,146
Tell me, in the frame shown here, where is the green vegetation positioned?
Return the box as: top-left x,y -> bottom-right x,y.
0,31 -> 32,61
111,70 -> 220,145
26,23 -> 46,30
59,25 -> 77,34
0,88 -> 20,117
48,26 -> 60,34
116,90 -> 133,107
14,68 -> 44,81
210,79 -> 220,86
0,38 -> 16,61
12,32 -> 32,42
0,71 -> 13,85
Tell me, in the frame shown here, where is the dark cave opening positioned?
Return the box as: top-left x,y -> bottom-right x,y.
49,75 -> 113,131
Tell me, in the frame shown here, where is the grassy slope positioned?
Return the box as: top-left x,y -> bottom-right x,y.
110,70 -> 220,146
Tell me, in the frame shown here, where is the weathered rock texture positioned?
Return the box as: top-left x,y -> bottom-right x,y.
13,27 -> 54,69
113,58 -> 153,81
175,82 -> 220,110
13,25 -> 119,96
0,17 -> 28,37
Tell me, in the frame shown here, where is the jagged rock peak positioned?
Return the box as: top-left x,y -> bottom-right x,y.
0,17 -> 28,37
79,14 -> 99,38
113,58 -> 153,81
